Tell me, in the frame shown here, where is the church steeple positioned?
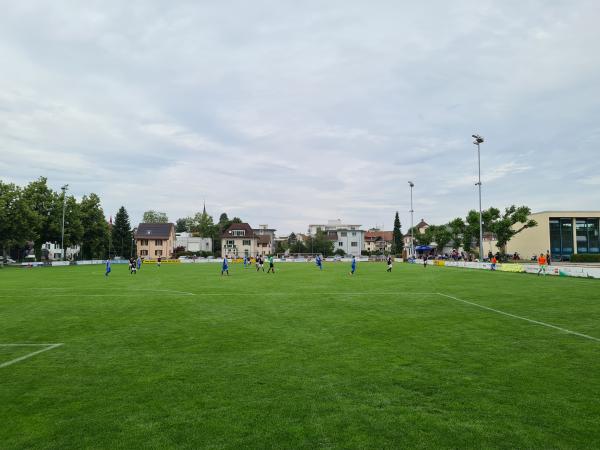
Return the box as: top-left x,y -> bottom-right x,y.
202,200 -> 206,216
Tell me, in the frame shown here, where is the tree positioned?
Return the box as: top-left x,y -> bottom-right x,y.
142,210 -> 169,223
62,195 -> 84,258
22,177 -> 62,259
287,233 -> 297,245
175,218 -> 191,233
431,225 -> 452,253
192,210 -> 216,237
447,218 -> 465,248
231,217 -> 242,224
80,194 -> 109,259
112,206 -> 133,258
392,212 -> 403,254
0,181 -> 38,260
489,205 -> 537,254
463,208 -> 501,253
334,248 -> 346,256
275,240 -> 288,254
218,213 -> 231,232
289,240 -> 306,254
306,229 -> 334,256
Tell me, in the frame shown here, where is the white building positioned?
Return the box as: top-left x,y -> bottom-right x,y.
42,242 -> 80,260
175,232 -> 213,253
308,219 -> 365,256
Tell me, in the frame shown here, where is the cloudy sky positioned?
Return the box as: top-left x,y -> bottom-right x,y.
1,1 -> 599,234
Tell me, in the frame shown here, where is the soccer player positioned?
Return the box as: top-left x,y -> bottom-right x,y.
129,257 -> 137,275
349,255 -> 356,275
316,254 -> 323,271
490,256 -> 497,271
537,253 -> 547,276
157,256 -> 162,268
243,255 -> 248,268
137,256 -> 142,271
221,257 -> 229,276
423,255 -> 428,268
386,255 -> 393,272
267,255 -> 275,273
105,259 -> 111,277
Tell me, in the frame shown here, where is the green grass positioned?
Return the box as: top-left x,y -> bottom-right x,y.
1,262 -> 600,449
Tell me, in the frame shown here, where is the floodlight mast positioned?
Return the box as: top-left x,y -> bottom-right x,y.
60,184 -> 69,261
408,181 -> 414,258
472,134 -> 484,261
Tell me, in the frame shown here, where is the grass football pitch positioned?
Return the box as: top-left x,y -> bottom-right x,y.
1,262 -> 600,449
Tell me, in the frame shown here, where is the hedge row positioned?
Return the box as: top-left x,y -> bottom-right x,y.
570,254 -> 600,263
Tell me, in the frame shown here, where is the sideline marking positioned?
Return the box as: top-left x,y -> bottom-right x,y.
437,293 -> 600,342
0,343 -> 64,368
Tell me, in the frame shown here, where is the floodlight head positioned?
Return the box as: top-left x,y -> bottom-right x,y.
408,181 -> 414,187
472,134 -> 484,144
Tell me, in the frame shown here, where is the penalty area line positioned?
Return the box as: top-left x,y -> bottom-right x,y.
0,343 -> 64,368
437,293 -> 600,343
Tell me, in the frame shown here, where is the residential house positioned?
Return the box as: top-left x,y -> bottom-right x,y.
364,229 -> 393,253
308,219 -> 365,256
135,223 -> 176,259
222,223 -> 257,258
404,219 -> 429,256
254,224 -> 276,256
175,232 -> 213,254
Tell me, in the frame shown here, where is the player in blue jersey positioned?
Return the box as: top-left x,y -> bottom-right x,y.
221,257 -> 229,276
315,254 -> 323,270
349,255 -> 356,275
105,259 -> 111,277
137,256 -> 142,270
243,255 -> 248,268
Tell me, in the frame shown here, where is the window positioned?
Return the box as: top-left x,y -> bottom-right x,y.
341,232 -> 347,237
155,240 -> 162,246
232,230 -> 245,237
351,242 -> 358,247
226,240 -> 235,246
243,240 -> 251,246
576,218 -> 600,254
140,239 -> 148,246
551,217 -> 574,258
352,232 -> 356,236
140,250 -> 148,256
339,241 -> 343,247
561,218 -> 574,255
155,250 -> 163,256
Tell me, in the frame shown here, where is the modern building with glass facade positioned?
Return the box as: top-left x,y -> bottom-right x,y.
505,211 -> 600,260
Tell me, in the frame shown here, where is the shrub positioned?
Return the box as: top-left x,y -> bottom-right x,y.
570,254 -> 600,263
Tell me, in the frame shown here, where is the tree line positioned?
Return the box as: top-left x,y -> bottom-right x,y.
0,177 -> 129,260
409,205 -> 537,255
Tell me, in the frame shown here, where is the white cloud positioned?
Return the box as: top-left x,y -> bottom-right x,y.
1,0 -> 599,233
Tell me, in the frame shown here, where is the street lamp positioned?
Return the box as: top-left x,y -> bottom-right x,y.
60,184 -> 69,261
472,134 -> 484,261
408,181 -> 414,258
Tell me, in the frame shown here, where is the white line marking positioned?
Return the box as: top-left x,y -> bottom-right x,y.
0,343 -> 64,368
437,293 -> 600,342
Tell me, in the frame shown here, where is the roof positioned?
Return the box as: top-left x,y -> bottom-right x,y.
135,223 -> 175,239
257,235 -> 271,244
222,223 -> 255,238
416,219 -> 429,229
364,231 -> 393,241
